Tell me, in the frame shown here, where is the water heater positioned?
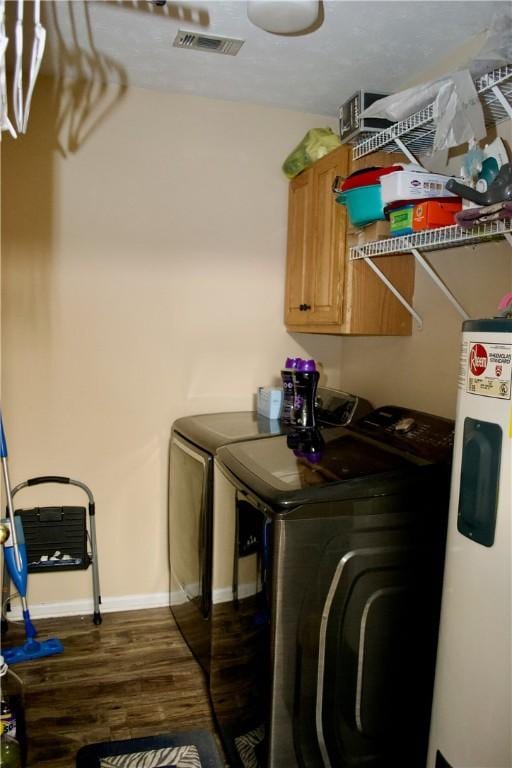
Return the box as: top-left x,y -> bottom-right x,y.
427,317 -> 511,768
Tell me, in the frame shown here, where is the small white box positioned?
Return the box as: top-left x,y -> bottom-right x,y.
257,387 -> 283,420
380,170 -> 458,204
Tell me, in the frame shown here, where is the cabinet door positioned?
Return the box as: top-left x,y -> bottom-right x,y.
284,170 -> 312,326
285,146 -> 349,330
309,150 -> 347,326
284,147 -> 413,336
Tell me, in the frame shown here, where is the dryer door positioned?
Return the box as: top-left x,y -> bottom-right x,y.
296,539 -> 437,768
169,434 -> 213,673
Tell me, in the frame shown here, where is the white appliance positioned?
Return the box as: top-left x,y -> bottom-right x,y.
428,318 -> 512,768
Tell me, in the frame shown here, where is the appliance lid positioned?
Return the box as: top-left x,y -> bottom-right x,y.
217,427 -> 426,509
172,411 -> 283,453
171,387 -> 369,453
217,406 -> 454,510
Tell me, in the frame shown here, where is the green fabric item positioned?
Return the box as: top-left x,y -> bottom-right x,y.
282,127 -> 341,179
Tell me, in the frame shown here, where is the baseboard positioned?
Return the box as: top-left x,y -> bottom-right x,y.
5,585 -> 257,620
213,583 -> 256,604
172,584 -> 256,606
5,592 -> 172,620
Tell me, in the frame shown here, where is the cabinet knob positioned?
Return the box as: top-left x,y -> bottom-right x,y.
300,303 -> 311,311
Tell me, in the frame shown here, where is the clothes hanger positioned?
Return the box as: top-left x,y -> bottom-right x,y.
12,0 -> 24,132
0,0 -> 16,138
22,0 -> 46,133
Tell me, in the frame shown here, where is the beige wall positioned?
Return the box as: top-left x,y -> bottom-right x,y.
339,237 -> 511,417
1,77 -> 344,608
2,76 -> 511,611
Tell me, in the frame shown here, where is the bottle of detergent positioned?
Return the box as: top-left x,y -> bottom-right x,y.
280,358 -> 302,423
293,359 -> 319,428
0,730 -> 22,768
0,657 -> 26,767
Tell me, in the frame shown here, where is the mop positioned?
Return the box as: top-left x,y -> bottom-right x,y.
0,414 -> 63,664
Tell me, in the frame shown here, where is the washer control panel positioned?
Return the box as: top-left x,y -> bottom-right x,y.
350,405 -> 454,462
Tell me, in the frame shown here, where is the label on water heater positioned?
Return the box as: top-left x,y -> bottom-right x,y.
466,341 -> 512,399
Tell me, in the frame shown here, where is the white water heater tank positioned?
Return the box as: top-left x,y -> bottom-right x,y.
427,317 -> 511,768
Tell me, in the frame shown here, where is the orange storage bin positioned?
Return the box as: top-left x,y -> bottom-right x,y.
412,199 -> 462,231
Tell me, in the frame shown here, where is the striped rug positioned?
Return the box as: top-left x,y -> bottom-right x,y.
76,731 -> 224,768
100,744 -> 201,768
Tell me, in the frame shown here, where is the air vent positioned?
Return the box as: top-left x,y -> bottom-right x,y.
173,30 -> 244,56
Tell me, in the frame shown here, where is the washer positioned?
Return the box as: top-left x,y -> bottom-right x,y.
211,406 -> 454,768
168,389 -> 370,675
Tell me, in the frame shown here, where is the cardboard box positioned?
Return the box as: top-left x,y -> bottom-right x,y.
347,219 -> 390,251
412,200 -> 462,231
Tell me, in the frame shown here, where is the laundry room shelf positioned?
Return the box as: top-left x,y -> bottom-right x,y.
349,219 -> 512,259
349,219 -> 512,329
352,65 -> 512,161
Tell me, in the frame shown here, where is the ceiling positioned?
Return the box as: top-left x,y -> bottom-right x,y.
30,0 -> 512,116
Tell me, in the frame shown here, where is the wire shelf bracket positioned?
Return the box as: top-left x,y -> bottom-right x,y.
350,220 -> 512,327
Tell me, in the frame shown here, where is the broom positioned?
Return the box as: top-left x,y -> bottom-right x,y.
0,413 -> 63,664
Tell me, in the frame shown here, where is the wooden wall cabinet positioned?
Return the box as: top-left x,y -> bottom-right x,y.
284,146 -> 414,335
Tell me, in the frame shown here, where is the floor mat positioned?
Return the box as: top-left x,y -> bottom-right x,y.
100,745 -> 200,768
234,725 -> 265,768
76,731 -> 224,768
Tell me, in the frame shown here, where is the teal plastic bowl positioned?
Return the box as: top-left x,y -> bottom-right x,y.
336,183 -> 386,227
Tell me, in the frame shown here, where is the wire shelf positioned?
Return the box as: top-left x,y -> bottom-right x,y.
349,219 -> 512,260
352,65 -> 512,160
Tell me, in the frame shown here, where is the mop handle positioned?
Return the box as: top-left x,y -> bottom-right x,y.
0,414 -> 7,458
0,413 -> 22,570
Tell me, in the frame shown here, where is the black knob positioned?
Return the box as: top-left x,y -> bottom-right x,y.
303,304 -> 311,311
299,304 -> 305,311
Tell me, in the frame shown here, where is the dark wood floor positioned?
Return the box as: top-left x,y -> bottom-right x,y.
2,607 -> 224,768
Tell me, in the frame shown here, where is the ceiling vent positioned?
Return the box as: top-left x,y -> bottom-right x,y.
173,30 -> 244,56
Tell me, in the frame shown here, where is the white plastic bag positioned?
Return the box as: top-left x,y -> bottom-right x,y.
359,81 -> 440,123
432,70 -> 486,152
359,70 -> 485,153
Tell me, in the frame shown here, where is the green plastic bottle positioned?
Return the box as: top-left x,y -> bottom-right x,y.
0,656 -> 25,767
0,727 -> 22,768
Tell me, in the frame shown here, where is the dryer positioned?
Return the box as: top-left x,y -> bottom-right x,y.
211,406 -> 454,768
